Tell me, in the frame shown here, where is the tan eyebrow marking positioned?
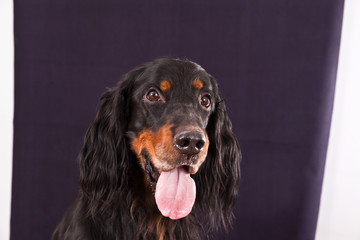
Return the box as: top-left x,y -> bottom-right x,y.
193,78 -> 204,90
160,80 -> 171,92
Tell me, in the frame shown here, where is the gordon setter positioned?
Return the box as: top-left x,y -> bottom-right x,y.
52,57 -> 241,240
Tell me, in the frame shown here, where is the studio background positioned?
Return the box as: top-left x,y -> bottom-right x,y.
5,0 -> 358,239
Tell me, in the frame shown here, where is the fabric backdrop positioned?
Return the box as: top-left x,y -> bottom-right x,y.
12,0 -> 344,239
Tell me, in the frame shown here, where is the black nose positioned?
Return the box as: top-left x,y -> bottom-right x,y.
174,131 -> 206,156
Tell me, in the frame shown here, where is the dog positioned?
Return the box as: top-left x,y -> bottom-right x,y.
52,57 -> 241,240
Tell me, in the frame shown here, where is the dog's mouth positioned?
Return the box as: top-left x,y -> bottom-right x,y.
142,151 -> 160,189
142,151 -> 197,220
142,151 -> 196,187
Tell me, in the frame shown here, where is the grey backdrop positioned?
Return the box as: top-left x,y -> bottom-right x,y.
12,0 -> 344,239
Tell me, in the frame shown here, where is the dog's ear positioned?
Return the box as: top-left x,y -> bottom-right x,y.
194,76 -> 241,234
79,65 -> 145,218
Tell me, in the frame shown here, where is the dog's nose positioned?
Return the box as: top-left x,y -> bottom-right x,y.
174,131 -> 206,156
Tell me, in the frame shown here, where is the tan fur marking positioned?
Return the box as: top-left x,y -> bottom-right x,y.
131,138 -> 148,169
130,123 -> 174,170
160,80 -> 171,92
198,133 -> 209,160
193,78 -> 204,90
190,133 -> 209,174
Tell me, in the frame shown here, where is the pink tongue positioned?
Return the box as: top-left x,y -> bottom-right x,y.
155,167 -> 196,220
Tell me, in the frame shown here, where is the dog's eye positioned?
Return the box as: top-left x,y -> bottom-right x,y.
146,89 -> 161,102
200,94 -> 211,108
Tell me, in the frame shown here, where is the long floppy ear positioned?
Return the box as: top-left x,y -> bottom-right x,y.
79,66 -> 144,218
194,77 -> 241,234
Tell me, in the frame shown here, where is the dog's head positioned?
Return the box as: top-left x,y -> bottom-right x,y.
79,57 -> 240,233
127,59 -> 216,219
129,59 -> 212,174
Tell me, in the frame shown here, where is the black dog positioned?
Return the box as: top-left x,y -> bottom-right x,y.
52,58 -> 240,240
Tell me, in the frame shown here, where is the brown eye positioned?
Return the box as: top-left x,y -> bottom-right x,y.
146,89 -> 161,102
200,94 -> 211,108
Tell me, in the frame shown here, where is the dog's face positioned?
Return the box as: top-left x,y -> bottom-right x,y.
77,57 -> 239,230
128,59 -> 215,189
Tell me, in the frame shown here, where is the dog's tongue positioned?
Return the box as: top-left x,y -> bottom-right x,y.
155,167 -> 196,220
